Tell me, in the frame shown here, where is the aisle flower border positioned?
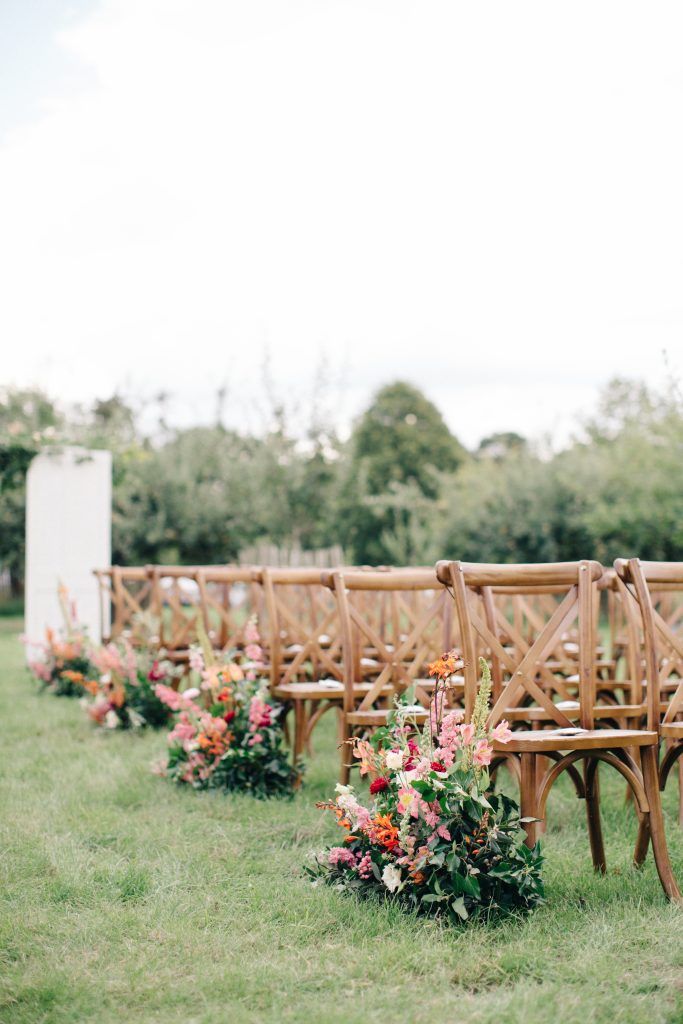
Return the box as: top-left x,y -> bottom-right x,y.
307,655 -> 544,922
153,618 -> 301,798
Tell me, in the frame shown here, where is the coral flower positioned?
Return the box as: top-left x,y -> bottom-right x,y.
428,652 -> 457,679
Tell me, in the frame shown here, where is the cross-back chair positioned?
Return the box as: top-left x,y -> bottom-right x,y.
614,558 -> 683,828
97,566 -> 157,646
196,566 -> 265,654
326,568 -> 459,784
148,566 -> 206,662
435,559 -> 680,901
259,567 -> 348,765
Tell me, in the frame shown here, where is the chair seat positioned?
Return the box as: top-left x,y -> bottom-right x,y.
495,727 -> 658,754
346,708 -> 430,726
273,681 -> 392,701
503,703 -> 645,723
661,722 -> 683,740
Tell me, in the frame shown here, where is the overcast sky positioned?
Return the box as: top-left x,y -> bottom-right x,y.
1,0 -> 681,447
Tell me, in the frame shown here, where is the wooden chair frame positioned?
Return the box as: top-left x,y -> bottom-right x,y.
435,558 -> 680,901
615,558 -> 683,828
327,568 -> 457,784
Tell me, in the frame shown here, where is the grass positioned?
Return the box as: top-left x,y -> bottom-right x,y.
1,616 -> 682,1024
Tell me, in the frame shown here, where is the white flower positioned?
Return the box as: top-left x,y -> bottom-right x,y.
335,783 -> 352,796
183,687 -> 200,700
382,864 -> 403,893
104,710 -> 119,729
385,749 -> 404,771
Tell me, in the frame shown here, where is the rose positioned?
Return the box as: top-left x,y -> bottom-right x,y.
381,864 -> 403,893
385,749 -> 404,771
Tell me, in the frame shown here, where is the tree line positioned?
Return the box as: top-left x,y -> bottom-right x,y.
1,376 -> 682,597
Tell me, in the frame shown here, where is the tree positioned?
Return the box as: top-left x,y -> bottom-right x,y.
337,382 -> 467,563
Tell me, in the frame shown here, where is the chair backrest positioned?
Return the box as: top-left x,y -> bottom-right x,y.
196,566 -> 264,652
107,566 -> 156,644
260,567 -> 343,688
435,560 -> 604,727
149,566 -> 207,654
614,559 -> 679,730
326,568 -> 454,713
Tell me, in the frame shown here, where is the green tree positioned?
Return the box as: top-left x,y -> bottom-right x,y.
337,382 -> 467,563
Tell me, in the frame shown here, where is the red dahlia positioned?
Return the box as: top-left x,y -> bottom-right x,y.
430,760 -> 446,772
369,777 -> 389,794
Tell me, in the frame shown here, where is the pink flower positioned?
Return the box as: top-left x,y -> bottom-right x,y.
397,786 -> 420,818
245,643 -> 263,663
436,824 -> 451,841
353,737 -> 376,776
422,802 -> 440,828
328,846 -> 356,867
492,720 -> 513,744
458,723 -> 475,746
244,618 -> 261,645
248,733 -> 263,746
248,697 -> 272,729
188,648 -> 204,672
154,683 -> 199,712
357,852 -> 373,879
92,643 -> 124,675
472,739 -> 493,767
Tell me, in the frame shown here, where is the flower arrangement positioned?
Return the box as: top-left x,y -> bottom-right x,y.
153,618 -> 300,798
24,585 -> 96,696
81,639 -> 179,730
307,656 -> 544,922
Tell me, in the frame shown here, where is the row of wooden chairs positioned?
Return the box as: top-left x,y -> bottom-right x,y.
94,559 -> 683,901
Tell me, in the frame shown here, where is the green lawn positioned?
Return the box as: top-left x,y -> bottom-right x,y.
1,617 -> 682,1024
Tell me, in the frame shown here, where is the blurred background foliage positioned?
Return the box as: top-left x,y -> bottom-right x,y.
1,375 -> 682,597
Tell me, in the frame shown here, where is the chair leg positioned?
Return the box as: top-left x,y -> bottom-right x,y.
535,755 -> 548,834
641,744 -> 682,902
520,752 -> 540,848
339,717 -> 352,786
293,700 -> 307,768
584,758 -> 606,874
677,756 -> 683,827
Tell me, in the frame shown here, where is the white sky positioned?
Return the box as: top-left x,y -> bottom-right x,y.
1,0 -> 682,447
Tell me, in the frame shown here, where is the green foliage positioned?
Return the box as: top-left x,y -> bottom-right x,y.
4,376 -> 683,579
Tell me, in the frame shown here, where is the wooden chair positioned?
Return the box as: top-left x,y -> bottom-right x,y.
259,567 -> 347,764
196,566 -> 264,654
98,566 -> 157,646
326,568 -> 459,784
148,566 -> 205,663
435,559 -> 680,901
614,558 -> 683,827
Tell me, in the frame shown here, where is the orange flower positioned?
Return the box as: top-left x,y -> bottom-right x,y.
315,800 -> 352,831
428,652 -> 457,679
60,670 -> 84,684
368,813 -> 400,851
